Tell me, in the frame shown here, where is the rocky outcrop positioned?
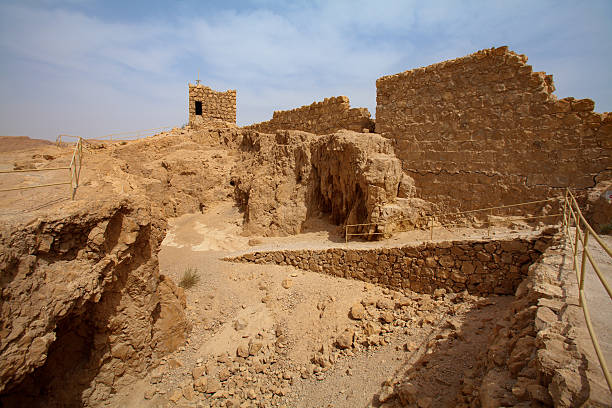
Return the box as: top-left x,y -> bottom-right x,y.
0,198 -> 190,407
585,178 -> 612,233
310,131 -> 431,235
232,129 -> 431,237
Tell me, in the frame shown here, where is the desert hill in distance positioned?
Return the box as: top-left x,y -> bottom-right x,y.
0,136 -> 53,153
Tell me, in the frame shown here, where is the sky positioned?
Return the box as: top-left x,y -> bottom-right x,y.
0,0 -> 611,141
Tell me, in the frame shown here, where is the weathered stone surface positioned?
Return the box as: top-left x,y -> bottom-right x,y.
349,303 -> 367,320
376,46 -> 611,214
0,199 -> 189,407
245,96 -> 374,135
281,278 -> 293,289
474,239 -> 611,408
188,83 -> 236,125
335,329 -> 354,349
236,343 -> 250,358
231,130 -> 431,238
226,235 -> 552,295
193,376 -> 208,393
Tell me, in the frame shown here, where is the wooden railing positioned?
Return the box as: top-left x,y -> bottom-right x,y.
0,137 -> 83,199
562,188 -> 612,392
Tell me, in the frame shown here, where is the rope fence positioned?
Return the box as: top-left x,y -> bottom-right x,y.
345,196 -> 563,242
56,126 -> 174,146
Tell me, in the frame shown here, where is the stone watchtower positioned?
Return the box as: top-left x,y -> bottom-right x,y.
188,83 -> 236,126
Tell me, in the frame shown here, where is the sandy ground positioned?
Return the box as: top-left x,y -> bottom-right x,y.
1,137 -> 610,407
579,235 -> 612,363
105,202 -> 518,407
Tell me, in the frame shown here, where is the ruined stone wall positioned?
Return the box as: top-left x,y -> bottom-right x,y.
475,237 -> 611,407
188,84 -> 236,125
245,96 -> 374,135
227,235 -> 552,296
376,46 -> 612,213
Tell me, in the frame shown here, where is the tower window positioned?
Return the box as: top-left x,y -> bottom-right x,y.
195,101 -> 202,115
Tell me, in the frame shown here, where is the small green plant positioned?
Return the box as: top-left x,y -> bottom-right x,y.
179,267 -> 200,289
600,221 -> 612,235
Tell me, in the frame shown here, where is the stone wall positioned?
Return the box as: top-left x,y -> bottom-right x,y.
226,234 -> 553,296
376,46 -> 612,213
476,237 -> 611,407
188,84 -> 236,125
245,96 -> 374,135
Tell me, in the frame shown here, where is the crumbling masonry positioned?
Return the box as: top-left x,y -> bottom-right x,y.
188,84 -> 236,126
237,46 -> 612,216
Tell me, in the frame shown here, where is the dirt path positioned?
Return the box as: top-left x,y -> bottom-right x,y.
580,234 -> 612,363
106,203 -> 517,407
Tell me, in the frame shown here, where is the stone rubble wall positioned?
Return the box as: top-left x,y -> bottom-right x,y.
188,84 -> 236,125
226,235 -> 553,296
244,96 -> 374,135
375,46 -> 612,213
477,235 -> 612,407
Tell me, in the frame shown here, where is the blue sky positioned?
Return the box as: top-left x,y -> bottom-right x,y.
0,0 -> 611,140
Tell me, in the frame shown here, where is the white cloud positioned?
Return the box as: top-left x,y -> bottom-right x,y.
0,1 -> 611,140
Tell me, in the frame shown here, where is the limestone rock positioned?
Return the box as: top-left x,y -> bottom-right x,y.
194,376 -> 208,393
378,385 -> 395,403
335,329 -> 354,349
236,343 -> 250,358
376,298 -> 395,310
397,382 -> 418,405
206,378 -> 222,394
232,130 -> 428,238
0,199 -> 189,408
248,340 -> 264,356
192,366 -> 206,379
233,318 -> 248,331
169,389 -> 183,403
380,311 -> 394,324
349,303 -> 366,320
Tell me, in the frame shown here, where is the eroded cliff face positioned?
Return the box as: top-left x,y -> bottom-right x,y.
232,129 -> 432,237
310,131 -> 431,236
0,199 -> 190,407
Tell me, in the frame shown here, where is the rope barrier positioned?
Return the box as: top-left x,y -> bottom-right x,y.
0,167 -> 69,174
57,126 -> 173,146
0,181 -> 71,193
345,197 -> 563,241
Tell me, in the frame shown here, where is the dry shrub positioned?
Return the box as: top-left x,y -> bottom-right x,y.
179,267 -> 200,289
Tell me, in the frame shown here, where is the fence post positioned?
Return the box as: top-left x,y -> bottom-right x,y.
574,222 -> 580,258
579,229 -> 590,306
562,192 -> 567,228
429,216 -> 433,241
